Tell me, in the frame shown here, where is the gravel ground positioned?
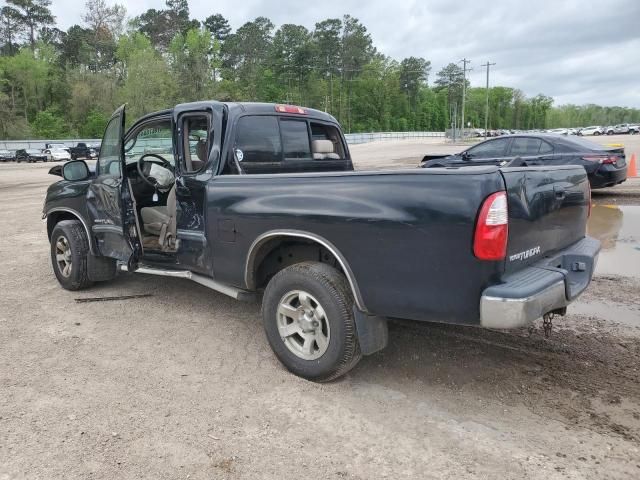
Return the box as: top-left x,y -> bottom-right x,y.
1,141 -> 640,479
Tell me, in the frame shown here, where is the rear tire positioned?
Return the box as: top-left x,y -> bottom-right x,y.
594,131 -> 600,136
50,220 -> 93,291
262,262 -> 362,382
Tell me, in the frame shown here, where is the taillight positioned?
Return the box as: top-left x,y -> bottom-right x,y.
582,155 -> 617,165
474,191 -> 508,261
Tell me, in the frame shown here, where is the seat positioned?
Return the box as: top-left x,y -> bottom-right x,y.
140,186 -> 177,250
312,139 -> 340,160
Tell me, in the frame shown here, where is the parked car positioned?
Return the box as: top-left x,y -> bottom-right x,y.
44,146 -> 72,161
421,133 -> 628,189
16,148 -> 48,163
42,102 -> 600,382
68,142 -> 98,160
605,124 -> 637,135
547,128 -> 569,135
629,124 -> 640,135
44,143 -> 70,151
0,149 -> 16,162
578,126 -> 603,136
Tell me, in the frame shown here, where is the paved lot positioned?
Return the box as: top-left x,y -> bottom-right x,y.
1,139 -> 640,479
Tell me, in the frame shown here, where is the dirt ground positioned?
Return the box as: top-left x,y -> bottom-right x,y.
1,137 -> 640,479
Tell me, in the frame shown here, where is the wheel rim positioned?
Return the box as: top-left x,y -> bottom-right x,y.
55,235 -> 72,278
276,290 -> 330,360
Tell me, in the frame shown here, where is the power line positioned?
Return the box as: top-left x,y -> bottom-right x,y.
481,61 -> 496,139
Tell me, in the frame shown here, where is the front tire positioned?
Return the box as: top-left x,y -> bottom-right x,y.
50,220 -> 93,291
262,262 -> 362,382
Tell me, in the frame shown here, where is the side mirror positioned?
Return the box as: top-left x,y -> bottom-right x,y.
48,165 -> 63,177
462,151 -> 471,161
62,160 -> 90,181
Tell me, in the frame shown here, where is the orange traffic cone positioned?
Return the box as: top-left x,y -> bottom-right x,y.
628,153 -> 638,178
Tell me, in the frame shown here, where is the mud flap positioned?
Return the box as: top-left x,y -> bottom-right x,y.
353,307 -> 388,356
87,254 -> 117,282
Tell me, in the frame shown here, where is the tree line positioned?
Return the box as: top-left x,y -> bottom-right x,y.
1,0 -> 639,140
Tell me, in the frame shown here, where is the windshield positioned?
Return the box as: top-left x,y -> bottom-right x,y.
124,121 -> 174,165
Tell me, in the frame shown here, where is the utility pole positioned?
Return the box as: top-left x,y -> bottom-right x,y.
481,61 -> 496,139
459,58 -> 471,140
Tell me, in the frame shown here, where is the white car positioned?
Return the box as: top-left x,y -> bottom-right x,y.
578,126 -> 603,136
44,146 -> 72,161
547,128 -> 569,135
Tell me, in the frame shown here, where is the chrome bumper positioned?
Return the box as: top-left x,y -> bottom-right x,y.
479,237 -> 600,329
480,280 -> 568,329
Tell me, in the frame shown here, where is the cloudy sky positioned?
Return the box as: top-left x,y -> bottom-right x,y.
51,0 -> 640,107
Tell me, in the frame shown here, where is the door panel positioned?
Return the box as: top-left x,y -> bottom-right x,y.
86,105 -> 138,264
174,111 -> 216,275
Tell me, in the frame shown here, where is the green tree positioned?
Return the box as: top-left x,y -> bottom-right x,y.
116,32 -> 173,119
399,56 -> 431,110
32,107 -> 71,138
434,63 -> 466,106
222,17 -> 274,100
271,24 -> 314,105
0,6 -> 22,55
204,13 -> 231,42
79,108 -> 108,137
134,0 -> 198,51
5,0 -> 54,50
169,27 -> 214,103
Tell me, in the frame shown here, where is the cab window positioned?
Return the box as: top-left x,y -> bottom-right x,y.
182,116 -> 210,173
281,119 -> 311,160
234,116 -> 282,164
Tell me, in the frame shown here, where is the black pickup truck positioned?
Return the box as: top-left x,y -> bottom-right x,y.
43,102 -> 600,382
67,142 -> 98,160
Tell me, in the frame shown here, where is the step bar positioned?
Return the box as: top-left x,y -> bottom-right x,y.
119,265 -> 256,302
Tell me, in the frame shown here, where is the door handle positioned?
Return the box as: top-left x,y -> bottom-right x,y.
553,185 -> 565,199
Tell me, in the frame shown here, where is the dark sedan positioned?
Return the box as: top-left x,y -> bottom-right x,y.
0,149 -> 16,162
421,134 -> 628,189
16,148 -> 49,163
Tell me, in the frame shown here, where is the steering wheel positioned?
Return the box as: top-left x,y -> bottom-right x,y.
137,153 -> 173,188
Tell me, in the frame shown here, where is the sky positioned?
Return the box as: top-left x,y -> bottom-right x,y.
50,0 -> 640,108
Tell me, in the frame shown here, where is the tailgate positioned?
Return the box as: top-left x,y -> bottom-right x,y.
500,166 -> 590,273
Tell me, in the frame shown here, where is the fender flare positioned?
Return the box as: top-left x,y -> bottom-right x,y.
244,229 -> 367,312
45,207 -> 96,255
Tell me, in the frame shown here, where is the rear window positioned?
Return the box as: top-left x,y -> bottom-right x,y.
235,116 -> 282,163
280,119 -> 311,160
560,136 -> 604,152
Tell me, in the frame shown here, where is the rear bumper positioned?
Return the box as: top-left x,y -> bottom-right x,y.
589,165 -> 627,189
480,237 -> 601,329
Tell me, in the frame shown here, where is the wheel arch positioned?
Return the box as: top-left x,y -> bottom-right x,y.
46,208 -> 96,254
245,230 -> 367,312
